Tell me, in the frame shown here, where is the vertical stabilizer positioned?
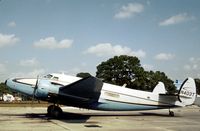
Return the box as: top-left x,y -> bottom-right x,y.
153,82 -> 167,94
178,77 -> 196,106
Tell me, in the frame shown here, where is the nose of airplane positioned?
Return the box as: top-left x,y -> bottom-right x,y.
4,78 -> 14,87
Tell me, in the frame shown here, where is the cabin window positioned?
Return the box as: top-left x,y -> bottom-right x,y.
52,76 -> 59,80
104,91 -> 120,98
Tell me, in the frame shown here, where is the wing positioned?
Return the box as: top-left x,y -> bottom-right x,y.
48,76 -> 103,108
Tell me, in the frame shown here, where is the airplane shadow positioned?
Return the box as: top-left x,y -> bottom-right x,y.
0,111 -> 180,124
25,112 -> 91,123
25,111 -> 179,120
139,112 -> 178,117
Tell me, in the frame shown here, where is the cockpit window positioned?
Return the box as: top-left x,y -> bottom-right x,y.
44,74 -> 53,79
44,74 -> 59,81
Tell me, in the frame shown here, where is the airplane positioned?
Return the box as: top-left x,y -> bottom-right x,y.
5,73 -> 196,118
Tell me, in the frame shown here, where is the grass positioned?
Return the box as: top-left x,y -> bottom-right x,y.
0,101 -> 49,107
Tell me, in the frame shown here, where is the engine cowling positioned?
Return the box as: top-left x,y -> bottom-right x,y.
35,79 -> 60,98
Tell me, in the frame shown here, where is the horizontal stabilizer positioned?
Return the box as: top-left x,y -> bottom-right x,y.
194,95 -> 200,107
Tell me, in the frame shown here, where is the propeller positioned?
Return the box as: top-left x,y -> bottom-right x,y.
32,75 -> 39,104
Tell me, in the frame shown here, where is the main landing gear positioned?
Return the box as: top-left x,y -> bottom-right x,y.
47,105 -> 63,118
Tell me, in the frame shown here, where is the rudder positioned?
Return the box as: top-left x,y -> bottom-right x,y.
178,77 -> 196,106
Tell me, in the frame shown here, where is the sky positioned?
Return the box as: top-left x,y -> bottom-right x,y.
0,0 -> 200,82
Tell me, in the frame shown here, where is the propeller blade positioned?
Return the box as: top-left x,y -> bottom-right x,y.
32,75 -> 39,103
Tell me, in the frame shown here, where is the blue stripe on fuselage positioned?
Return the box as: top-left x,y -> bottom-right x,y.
90,99 -> 166,111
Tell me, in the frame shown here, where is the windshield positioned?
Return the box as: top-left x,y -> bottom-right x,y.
44,74 -> 53,79
43,74 -> 59,81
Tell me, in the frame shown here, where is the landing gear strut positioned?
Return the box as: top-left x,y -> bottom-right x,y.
169,109 -> 174,117
47,105 -> 63,118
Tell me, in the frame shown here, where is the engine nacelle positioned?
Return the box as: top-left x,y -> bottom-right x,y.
35,79 -> 60,98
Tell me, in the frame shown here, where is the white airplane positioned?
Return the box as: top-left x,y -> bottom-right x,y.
5,73 -> 196,118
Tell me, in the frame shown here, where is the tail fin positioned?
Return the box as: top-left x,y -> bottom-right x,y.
153,82 -> 167,94
178,77 -> 196,106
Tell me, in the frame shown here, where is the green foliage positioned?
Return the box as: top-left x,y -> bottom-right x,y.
0,82 -> 11,95
195,78 -> 200,95
146,71 -> 176,94
96,55 -> 142,86
76,72 -> 91,78
96,55 -> 176,94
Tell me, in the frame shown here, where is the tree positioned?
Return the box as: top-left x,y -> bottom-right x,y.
146,71 -> 176,94
96,55 -> 176,94
76,72 -> 91,78
0,82 -> 12,100
96,55 -> 143,87
0,83 -> 11,95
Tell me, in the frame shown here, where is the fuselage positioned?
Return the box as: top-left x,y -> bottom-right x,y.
5,73 -> 182,111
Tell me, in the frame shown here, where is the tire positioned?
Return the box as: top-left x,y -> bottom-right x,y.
47,105 -> 54,116
47,105 -> 63,118
169,111 -> 174,117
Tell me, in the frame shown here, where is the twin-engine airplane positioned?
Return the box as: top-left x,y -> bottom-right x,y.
5,73 -> 196,118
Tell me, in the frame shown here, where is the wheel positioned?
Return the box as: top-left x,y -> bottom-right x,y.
52,106 -> 63,118
47,105 -> 54,116
169,111 -> 174,117
47,105 -> 63,118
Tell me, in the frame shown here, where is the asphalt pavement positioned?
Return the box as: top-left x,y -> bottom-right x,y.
0,106 -> 200,131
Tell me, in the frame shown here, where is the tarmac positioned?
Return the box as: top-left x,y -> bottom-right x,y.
0,106 -> 200,131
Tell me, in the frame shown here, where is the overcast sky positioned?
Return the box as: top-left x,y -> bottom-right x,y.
0,0 -> 199,82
